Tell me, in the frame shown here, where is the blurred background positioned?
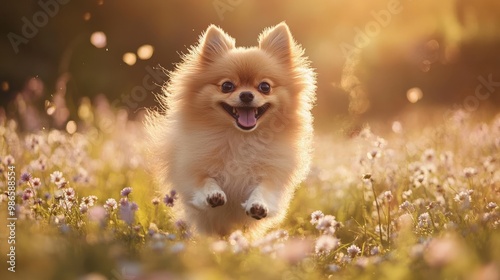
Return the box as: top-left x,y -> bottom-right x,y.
1,0 -> 499,132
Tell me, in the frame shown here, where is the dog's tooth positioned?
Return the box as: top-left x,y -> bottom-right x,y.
232,107 -> 236,115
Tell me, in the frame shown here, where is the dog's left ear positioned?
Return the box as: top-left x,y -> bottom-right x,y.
258,22 -> 295,64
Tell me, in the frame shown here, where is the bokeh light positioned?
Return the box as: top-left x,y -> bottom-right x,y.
407,87 -> 423,103
45,100 -> 56,115
66,120 -> 77,134
123,52 -> 137,66
137,44 -> 154,60
90,31 -> 107,48
1,81 -> 9,91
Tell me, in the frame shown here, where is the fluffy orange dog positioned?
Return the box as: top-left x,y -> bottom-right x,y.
147,22 -> 316,237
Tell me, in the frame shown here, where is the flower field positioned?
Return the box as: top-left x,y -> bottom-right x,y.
1,105 -> 499,280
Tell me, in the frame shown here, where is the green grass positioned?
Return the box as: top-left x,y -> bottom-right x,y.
1,108 -> 499,280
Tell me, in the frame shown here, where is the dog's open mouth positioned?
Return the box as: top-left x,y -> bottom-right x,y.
221,103 -> 271,130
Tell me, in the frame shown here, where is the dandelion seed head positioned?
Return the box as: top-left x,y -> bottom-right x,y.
315,235 -> 339,255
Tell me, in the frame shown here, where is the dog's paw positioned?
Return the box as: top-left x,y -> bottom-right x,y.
206,191 -> 226,208
245,203 -> 268,220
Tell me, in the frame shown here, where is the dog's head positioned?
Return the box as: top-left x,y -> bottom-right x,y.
173,23 -> 315,132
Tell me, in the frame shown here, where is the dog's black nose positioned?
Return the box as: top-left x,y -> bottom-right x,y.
239,91 -> 254,103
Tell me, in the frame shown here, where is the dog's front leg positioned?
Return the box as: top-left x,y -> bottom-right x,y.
190,178 -> 226,210
242,184 -> 280,220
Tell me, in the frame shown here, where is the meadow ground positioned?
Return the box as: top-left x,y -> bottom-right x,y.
0,105 -> 499,280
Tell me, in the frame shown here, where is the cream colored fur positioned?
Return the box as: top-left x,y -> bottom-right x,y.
146,22 -> 316,238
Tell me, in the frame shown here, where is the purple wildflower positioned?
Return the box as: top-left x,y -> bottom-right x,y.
120,187 -> 133,197
164,190 -> 178,207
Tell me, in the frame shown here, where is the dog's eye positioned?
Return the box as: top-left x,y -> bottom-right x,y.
258,82 -> 271,94
221,81 -> 235,93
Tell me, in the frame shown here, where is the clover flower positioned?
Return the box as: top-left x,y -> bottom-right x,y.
347,244 -> 361,258
119,200 -> 138,225
104,198 -> 118,211
120,187 -> 133,197
310,210 -> 324,225
20,172 -> 32,183
316,215 -> 338,235
22,189 -> 34,201
418,212 -> 432,228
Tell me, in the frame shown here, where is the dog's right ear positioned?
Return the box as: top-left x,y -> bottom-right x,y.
198,25 -> 235,62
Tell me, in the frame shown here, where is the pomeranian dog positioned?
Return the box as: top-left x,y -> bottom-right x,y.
146,22 -> 316,238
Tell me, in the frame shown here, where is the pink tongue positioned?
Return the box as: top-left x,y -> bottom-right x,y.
236,108 -> 256,128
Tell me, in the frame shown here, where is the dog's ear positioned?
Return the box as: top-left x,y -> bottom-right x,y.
258,22 -> 294,64
199,25 -> 235,62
